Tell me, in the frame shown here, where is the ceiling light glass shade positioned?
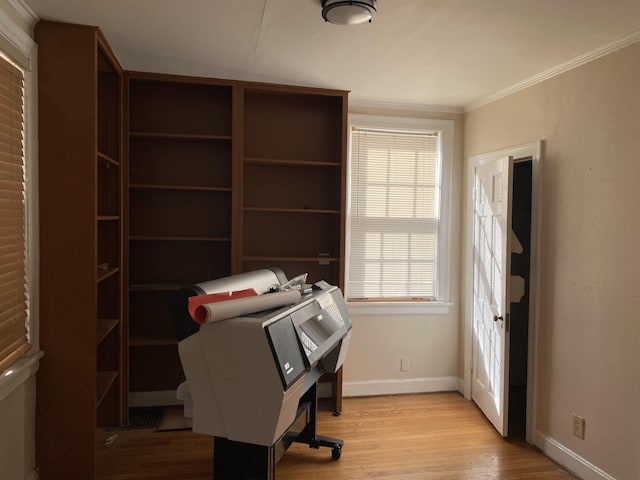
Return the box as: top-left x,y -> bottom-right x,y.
322,0 -> 377,25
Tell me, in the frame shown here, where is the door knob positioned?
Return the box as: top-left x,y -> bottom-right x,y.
493,315 -> 503,322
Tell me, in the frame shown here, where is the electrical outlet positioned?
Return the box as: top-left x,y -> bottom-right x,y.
400,357 -> 410,372
572,414 -> 586,439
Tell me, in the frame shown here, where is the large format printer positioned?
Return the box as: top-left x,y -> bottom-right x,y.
171,268 -> 352,479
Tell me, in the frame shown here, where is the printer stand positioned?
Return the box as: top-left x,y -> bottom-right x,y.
293,382 -> 343,460
213,437 -> 276,480
212,383 -> 343,479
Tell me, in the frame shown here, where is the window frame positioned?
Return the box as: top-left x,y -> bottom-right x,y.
346,114 -> 454,315
0,7 -> 42,401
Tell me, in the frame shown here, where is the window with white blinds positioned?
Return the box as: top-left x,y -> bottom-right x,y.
0,51 -> 30,374
348,115 -> 453,302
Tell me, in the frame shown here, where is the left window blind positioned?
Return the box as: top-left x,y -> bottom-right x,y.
0,51 -> 30,374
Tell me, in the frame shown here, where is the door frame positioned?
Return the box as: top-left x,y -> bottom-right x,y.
462,140 -> 543,445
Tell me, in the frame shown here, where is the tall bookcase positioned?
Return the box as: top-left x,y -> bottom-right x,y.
239,84 -> 347,286
36,21 -> 125,479
125,76 -> 348,408
240,84 -> 348,411
125,73 -> 235,400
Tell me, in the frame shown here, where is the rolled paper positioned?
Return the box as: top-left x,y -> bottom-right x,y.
188,288 -> 257,322
194,290 -> 302,324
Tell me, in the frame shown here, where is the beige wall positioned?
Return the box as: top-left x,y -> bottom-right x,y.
343,106 -> 464,388
463,42 -> 640,480
0,377 -> 37,480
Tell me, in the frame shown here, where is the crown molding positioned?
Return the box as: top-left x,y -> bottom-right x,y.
465,30 -> 640,112
0,0 -> 36,70
6,0 -> 38,27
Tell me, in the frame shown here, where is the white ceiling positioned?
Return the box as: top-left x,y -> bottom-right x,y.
22,0 -> 640,110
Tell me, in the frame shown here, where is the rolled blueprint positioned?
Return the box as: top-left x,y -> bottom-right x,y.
194,290 -> 301,324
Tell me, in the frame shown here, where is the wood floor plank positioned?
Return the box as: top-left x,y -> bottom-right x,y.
96,393 -> 576,480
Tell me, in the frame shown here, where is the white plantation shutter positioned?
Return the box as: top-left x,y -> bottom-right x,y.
349,127 -> 441,300
0,52 -> 30,373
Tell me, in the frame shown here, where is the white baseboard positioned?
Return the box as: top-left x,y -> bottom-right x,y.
129,377 -> 458,406
343,376 -> 458,397
534,431 -> 617,480
457,376 -> 470,398
129,390 -> 183,407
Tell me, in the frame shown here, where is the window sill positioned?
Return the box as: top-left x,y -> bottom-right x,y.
0,351 -> 44,403
347,301 -> 452,316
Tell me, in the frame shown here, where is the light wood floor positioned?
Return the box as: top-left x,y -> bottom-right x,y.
97,393 -> 577,480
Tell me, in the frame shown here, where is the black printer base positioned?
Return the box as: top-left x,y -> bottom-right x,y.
213,437 -> 276,480
212,383 -> 343,479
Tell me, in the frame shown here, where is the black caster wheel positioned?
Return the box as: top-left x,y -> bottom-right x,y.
332,446 -> 342,460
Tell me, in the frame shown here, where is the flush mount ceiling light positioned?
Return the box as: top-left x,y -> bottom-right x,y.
321,0 -> 377,25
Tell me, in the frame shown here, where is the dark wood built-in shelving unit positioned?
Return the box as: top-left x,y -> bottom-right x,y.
36,21 -> 126,479
239,85 -> 348,410
35,19 -> 348,478
125,73 -> 235,398
239,85 -> 347,285
124,75 -> 347,407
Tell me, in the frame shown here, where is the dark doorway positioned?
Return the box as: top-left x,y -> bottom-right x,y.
508,159 -> 532,439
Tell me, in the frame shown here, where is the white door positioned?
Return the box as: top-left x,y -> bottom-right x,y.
471,156 -> 513,436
